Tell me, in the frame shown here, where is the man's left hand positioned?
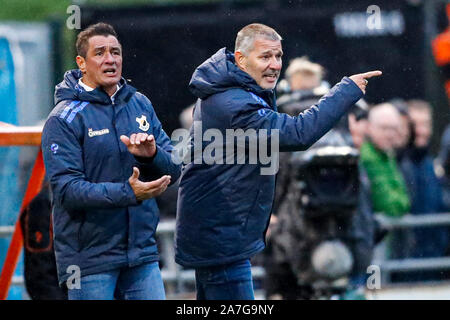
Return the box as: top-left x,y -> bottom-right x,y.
120,133 -> 156,158
349,70 -> 382,94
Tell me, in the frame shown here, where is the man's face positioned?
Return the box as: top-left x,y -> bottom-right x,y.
368,108 -> 401,152
290,72 -> 321,91
76,35 -> 122,93
348,114 -> 368,149
393,115 -> 411,149
236,37 -> 283,90
409,109 -> 432,148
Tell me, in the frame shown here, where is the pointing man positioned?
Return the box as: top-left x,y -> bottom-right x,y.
175,23 -> 381,300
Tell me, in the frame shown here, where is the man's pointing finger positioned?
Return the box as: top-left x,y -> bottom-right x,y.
361,70 -> 382,79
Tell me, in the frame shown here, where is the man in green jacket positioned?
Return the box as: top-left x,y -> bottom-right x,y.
360,103 -> 411,218
360,103 -> 411,259
360,103 -> 411,260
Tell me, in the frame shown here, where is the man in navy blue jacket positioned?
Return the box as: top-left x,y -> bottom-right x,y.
401,100 -> 448,261
175,23 -> 381,299
42,23 -> 180,300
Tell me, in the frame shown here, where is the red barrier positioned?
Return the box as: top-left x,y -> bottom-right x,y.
432,4 -> 450,100
0,126 -> 44,300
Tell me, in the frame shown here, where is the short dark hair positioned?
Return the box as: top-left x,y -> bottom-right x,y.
76,22 -> 119,58
349,104 -> 369,121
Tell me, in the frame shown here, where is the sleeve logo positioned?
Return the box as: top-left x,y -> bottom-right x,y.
258,109 -> 267,116
50,143 -> 59,154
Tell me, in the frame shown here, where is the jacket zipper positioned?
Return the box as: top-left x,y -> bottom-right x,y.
111,103 -> 132,265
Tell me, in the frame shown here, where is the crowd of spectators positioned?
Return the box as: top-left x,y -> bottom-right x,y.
258,56 -> 450,299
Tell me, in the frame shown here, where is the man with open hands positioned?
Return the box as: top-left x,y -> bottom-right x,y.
42,23 -> 180,300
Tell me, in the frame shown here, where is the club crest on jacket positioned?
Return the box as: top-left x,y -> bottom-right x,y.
136,115 -> 149,131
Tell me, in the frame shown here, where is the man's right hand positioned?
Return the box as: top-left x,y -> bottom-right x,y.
128,167 -> 171,201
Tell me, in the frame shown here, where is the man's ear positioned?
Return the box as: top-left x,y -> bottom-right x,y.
234,51 -> 247,71
76,55 -> 86,73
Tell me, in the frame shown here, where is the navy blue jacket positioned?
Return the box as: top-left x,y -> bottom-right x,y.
400,147 -> 448,258
175,48 -> 364,267
42,69 -> 181,284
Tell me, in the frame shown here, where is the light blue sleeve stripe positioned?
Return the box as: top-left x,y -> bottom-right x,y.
66,102 -> 89,123
60,100 -> 80,119
249,92 -> 269,107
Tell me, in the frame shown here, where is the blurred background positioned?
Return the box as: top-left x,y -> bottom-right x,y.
1,0 -> 450,300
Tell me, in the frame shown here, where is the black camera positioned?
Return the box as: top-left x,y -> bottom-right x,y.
288,129 -> 360,296
267,86 -> 363,299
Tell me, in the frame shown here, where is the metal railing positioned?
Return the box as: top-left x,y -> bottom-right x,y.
0,218 -> 266,298
4,213 -> 450,295
0,227 -> 14,238
156,219 -> 265,298
373,212 -> 450,283
375,213 -> 450,229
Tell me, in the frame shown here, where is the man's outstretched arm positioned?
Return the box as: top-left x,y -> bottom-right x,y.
230,71 -> 382,152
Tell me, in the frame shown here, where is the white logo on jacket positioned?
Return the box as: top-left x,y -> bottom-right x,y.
136,115 -> 150,132
88,128 -> 110,138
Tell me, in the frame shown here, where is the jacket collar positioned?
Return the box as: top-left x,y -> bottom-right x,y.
54,69 -> 136,106
189,48 -> 277,109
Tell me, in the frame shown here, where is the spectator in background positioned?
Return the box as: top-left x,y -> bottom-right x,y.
285,56 -> 324,91
179,103 -> 195,130
348,103 -> 369,149
155,103 -> 194,220
391,99 -> 417,270
438,118 -> 450,210
390,98 -> 415,163
360,103 -> 411,259
20,182 -> 67,300
400,100 -> 448,263
277,57 -> 328,115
